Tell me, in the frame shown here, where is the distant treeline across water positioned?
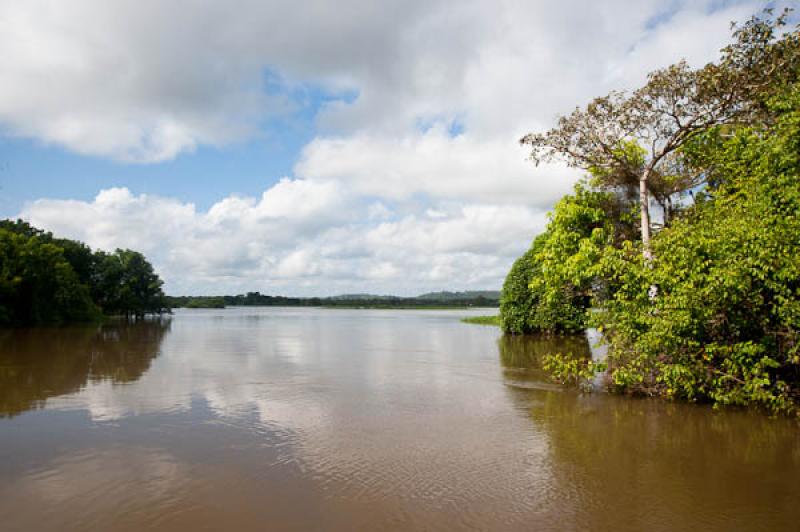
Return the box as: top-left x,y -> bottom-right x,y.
166,291 -> 500,309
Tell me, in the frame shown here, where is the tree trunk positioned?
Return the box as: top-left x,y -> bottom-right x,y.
639,169 -> 652,261
641,169 -> 658,300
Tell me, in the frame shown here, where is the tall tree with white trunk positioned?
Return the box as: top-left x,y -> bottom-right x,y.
520,9 -> 798,260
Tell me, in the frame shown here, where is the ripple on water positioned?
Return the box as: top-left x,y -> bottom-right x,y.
2,309 -> 799,531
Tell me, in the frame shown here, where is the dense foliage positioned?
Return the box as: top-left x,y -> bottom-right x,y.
520,9 -> 800,258
0,220 -> 167,325
0,229 -> 98,324
500,185 -> 635,334
600,90 -> 800,413
504,11 -> 800,414
500,239 -> 545,334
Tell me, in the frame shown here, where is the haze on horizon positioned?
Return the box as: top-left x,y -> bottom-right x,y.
0,0 -> 777,296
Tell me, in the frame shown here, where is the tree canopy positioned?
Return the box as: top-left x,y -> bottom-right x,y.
0,220 -> 167,325
599,88 -> 800,412
520,9 -> 800,257
500,184 -> 635,334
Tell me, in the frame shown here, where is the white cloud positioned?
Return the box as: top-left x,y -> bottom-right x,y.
295,127 -> 578,206
0,0 -> 765,162
21,183 -> 544,295
5,0 -> 775,293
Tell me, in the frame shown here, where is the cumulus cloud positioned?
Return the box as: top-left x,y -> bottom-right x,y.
21,183 -> 545,295
295,127 -> 577,206
6,0 -> 775,293
1,0 -> 764,162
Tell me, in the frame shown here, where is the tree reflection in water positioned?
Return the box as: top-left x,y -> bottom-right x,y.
0,318 -> 170,417
498,333 -> 591,388
497,332 -> 800,531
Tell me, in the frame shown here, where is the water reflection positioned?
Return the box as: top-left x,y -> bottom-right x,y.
498,331 -> 800,531
0,309 -> 798,531
498,333 -> 591,389
525,391 -> 800,531
0,319 -> 170,417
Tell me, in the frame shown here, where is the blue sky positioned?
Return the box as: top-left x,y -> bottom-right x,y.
0,81 -> 356,216
1,0 -> 773,295
1,135 -> 289,216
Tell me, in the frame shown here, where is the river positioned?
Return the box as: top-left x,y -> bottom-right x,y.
1,307 -> 798,531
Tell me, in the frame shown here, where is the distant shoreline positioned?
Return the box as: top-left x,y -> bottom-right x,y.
173,304 -> 500,311
166,291 -> 500,310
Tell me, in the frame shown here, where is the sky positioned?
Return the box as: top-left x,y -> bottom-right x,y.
0,0 -> 778,296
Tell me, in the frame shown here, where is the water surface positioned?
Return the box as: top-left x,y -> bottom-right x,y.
1,308 -> 798,531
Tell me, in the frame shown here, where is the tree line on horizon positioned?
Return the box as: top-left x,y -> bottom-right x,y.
500,10 -> 800,414
167,290 -> 500,309
0,214 -> 499,324
0,220 -> 168,325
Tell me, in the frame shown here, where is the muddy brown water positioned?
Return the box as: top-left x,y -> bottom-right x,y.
1,307 -> 798,531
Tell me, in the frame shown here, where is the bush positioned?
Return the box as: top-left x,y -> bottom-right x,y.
500,184 -> 634,334
599,90 -> 800,414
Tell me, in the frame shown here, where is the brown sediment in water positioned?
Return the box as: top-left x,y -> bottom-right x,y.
0,308 -> 798,531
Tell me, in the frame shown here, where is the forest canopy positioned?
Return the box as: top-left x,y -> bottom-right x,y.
0,220 -> 167,326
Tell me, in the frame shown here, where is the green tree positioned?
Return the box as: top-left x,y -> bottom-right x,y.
520,10 -> 798,259
502,10 -> 800,415
93,249 -> 167,318
0,221 -> 167,325
500,184 -> 635,334
500,233 -> 550,334
0,229 -> 98,325
598,88 -> 800,414
0,219 -> 96,287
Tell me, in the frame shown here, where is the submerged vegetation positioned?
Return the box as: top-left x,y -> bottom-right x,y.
0,220 -> 167,325
503,11 -> 800,414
